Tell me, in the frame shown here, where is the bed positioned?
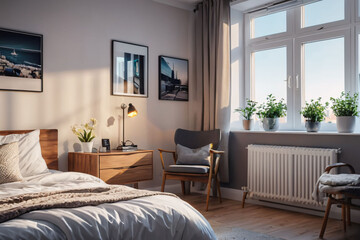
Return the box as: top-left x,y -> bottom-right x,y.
0,129 -> 216,240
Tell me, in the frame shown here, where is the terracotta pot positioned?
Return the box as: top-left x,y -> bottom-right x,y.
242,119 -> 253,130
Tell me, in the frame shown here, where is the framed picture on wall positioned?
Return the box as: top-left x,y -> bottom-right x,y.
159,55 -> 188,101
112,40 -> 148,97
0,28 -> 43,92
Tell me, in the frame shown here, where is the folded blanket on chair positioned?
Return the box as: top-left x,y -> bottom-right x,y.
319,173 -> 360,186
312,173 -> 360,202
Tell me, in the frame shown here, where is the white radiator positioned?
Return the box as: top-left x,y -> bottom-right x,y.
247,144 -> 339,206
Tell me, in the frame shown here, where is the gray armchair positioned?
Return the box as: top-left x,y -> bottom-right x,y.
158,128 -> 224,211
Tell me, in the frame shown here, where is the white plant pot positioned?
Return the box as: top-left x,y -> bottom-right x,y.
262,118 -> 279,131
82,142 -> 94,153
336,116 -> 356,133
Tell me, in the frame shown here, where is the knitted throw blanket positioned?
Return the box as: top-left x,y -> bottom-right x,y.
0,186 -> 177,223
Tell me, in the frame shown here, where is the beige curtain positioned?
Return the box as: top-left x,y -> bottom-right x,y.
194,0 -> 231,182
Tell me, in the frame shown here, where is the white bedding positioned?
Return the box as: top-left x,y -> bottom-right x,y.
0,171 -> 216,240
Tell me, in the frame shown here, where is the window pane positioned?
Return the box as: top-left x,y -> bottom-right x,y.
359,35 -> 360,81
302,37 -> 344,123
252,47 -> 287,115
252,11 -> 286,38
302,0 -> 344,28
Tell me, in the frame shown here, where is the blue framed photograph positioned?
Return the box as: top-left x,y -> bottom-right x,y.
159,55 -> 188,101
0,28 -> 43,92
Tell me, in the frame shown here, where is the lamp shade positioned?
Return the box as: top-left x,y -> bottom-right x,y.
127,103 -> 137,118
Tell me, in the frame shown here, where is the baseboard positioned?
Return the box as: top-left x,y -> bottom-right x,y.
219,187 -> 360,224
145,184 -> 360,224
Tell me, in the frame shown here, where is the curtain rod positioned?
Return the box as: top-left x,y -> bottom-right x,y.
193,0 -> 237,13
246,0 -> 296,14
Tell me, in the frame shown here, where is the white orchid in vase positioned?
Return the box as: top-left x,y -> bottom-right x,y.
71,118 -> 97,142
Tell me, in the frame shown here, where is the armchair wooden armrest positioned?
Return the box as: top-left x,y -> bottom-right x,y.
325,162 -> 355,174
158,148 -> 176,153
210,149 -> 224,175
158,148 -> 177,169
210,149 -> 225,154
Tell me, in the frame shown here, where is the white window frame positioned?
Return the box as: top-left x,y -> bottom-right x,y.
248,9 -> 294,44
243,0 -> 357,131
294,29 -> 351,130
245,40 -> 294,130
295,0 -> 351,34
355,25 -> 360,94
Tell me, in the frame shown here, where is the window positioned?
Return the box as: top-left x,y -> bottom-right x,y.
252,11 -> 287,38
249,43 -> 292,126
302,0 -> 345,28
242,0 -> 356,130
252,47 -> 287,104
302,37 -> 345,123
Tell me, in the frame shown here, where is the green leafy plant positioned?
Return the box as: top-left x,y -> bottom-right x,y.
256,94 -> 287,119
301,98 -> 329,122
330,92 -> 359,117
235,99 -> 257,120
71,118 -> 97,142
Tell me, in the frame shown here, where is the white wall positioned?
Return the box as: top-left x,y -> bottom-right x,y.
0,0 -> 195,188
230,7 -> 244,130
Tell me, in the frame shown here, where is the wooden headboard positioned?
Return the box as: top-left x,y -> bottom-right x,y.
0,129 -> 58,170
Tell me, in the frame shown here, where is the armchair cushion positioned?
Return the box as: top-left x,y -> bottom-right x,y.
166,165 -> 209,174
176,144 -> 211,166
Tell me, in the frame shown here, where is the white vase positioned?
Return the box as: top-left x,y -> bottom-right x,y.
336,116 -> 356,133
82,142 -> 94,153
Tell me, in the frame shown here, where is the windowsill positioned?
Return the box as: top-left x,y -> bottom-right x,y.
231,130 -> 360,136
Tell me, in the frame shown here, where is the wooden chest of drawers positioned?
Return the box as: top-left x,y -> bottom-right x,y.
68,150 -> 153,185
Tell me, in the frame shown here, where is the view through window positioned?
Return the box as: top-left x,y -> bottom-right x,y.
244,0 -> 352,130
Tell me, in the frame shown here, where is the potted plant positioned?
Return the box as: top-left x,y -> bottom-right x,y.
300,98 -> 329,132
235,99 -> 257,130
330,92 -> 359,133
71,118 -> 97,152
257,94 -> 287,131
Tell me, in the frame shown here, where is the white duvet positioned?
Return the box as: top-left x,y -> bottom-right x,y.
0,171 -> 216,240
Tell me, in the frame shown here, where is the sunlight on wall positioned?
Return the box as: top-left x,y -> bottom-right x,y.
230,60 -> 240,123
230,8 -> 244,130
0,0 -> 194,189
231,23 -> 239,50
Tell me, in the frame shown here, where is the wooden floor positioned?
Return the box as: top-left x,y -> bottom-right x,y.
179,194 -> 360,240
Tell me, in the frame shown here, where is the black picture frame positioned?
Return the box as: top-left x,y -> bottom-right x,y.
101,139 -> 110,151
159,55 -> 189,101
111,40 -> 148,98
0,28 -> 43,92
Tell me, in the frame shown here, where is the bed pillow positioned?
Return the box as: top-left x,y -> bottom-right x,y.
176,144 -> 211,166
0,130 -> 49,177
0,142 -> 23,184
